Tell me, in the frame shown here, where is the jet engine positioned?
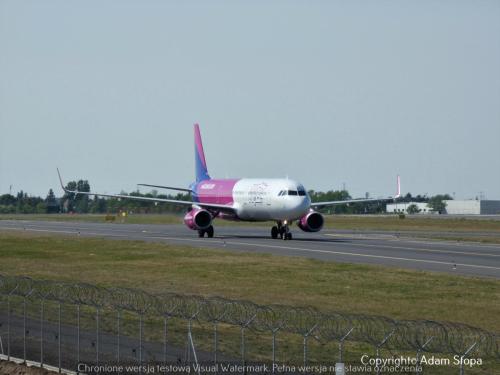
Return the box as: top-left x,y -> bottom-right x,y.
297,211 -> 324,232
183,208 -> 212,230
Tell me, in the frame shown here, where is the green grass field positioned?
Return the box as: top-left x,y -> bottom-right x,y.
0,231 -> 498,332
1,230 -> 499,373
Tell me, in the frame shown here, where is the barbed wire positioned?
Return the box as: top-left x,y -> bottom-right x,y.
0,273 -> 498,359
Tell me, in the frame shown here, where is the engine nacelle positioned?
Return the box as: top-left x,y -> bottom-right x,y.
183,208 -> 212,230
297,211 -> 324,232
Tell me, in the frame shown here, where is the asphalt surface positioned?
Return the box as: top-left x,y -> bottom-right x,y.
1,220 -> 500,278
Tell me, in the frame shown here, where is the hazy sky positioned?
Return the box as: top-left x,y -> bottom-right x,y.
1,0 -> 499,200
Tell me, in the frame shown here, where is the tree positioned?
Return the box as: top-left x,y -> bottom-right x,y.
0,194 -> 16,206
36,202 -> 47,214
62,180 -> 90,213
89,196 -> 107,213
74,180 -> 90,213
427,194 -> 452,214
45,189 -> 59,213
403,193 -> 413,202
309,189 -> 352,214
406,204 -> 421,214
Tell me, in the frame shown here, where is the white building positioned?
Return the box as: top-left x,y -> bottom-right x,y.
387,200 -> 500,215
444,200 -> 500,215
386,202 -> 432,214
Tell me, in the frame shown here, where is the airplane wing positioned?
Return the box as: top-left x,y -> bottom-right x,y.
311,196 -> 396,208
137,184 -> 193,193
311,176 -> 401,208
57,169 -> 236,214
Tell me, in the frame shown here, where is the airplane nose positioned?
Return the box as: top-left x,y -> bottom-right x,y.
295,196 -> 310,211
303,196 -> 311,208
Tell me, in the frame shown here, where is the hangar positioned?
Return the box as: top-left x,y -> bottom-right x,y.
443,200 -> 500,215
386,200 -> 500,215
386,202 -> 431,214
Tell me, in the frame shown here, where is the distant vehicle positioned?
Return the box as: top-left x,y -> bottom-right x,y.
58,124 -> 400,240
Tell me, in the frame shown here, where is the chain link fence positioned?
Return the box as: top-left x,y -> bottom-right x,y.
0,274 -> 498,374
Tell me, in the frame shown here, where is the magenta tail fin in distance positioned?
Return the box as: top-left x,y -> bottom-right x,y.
194,123 -> 210,182
395,175 -> 401,198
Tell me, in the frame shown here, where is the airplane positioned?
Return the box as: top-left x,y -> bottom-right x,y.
58,123 -> 400,240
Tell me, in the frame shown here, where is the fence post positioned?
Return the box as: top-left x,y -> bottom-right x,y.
7,289 -> 14,360
213,323 -> 218,365
117,310 -> 121,363
302,324 -> 318,367
375,329 -> 395,375
458,338 -> 484,375
238,313 -> 257,373
96,307 -> 100,366
338,327 -> 354,363
186,319 -> 191,363
58,302 -> 62,374
163,316 -> 168,365
187,321 -> 200,375
139,313 -> 143,368
22,287 -> 34,364
40,298 -> 45,368
77,304 -> 80,373
241,326 -> 245,368
23,295 -> 27,363
415,336 -> 433,374
272,330 -> 278,372
7,294 -> 10,361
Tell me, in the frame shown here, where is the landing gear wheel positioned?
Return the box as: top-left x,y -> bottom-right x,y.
206,225 -> 214,238
279,221 -> 292,240
198,230 -> 205,238
271,226 -> 278,239
283,232 -> 292,240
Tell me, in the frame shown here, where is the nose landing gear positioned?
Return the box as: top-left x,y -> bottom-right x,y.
271,226 -> 279,239
271,222 -> 292,240
198,225 -> 214,238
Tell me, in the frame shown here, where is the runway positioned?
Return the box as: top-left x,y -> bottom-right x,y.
1,220 -> 500,278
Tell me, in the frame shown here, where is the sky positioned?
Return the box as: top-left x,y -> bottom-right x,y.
1,0 -> 499,200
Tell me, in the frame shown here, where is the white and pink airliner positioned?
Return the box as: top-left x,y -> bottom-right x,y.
58,124 -> 400,240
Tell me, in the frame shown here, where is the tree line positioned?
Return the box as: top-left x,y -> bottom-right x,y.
0,180 -> 191,214
0,180 -> 452,215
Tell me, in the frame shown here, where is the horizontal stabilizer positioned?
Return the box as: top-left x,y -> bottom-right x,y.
138,184 -> 193,193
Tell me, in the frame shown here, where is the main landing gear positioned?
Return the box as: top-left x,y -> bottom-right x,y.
198,225 -> 214,238
271,221 -> 292,240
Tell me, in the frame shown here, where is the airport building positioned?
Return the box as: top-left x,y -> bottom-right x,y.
387,200 -> 500,215
386,202 -> 432,214
443,200 -> 500,215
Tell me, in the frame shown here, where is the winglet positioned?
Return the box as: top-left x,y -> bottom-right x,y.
395,175 -> 401,199
57,168 -> 67,192
57,168 -> 77,195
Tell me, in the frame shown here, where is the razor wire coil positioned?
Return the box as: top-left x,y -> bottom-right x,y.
0,273 -> 498,359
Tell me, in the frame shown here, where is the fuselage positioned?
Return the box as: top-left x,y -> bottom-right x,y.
191,178 -> 311,221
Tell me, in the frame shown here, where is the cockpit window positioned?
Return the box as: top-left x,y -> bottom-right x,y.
279,190 -> 305,196
297,185 -> 306,196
